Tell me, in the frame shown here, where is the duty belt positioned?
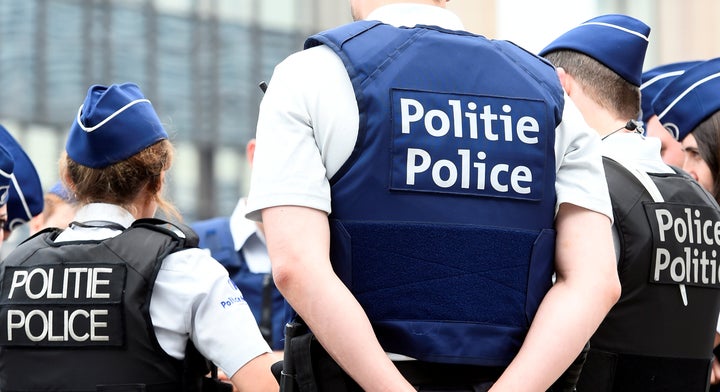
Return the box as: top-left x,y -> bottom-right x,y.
578,348 -> 711,392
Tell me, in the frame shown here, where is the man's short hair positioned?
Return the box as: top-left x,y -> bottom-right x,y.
544,49 -> 641,120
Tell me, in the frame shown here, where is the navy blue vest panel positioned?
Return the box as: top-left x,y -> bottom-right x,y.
0,222 -> 202,391
577,158 -> 720,391
306,21 -> 563,366
192,217 -> 287,350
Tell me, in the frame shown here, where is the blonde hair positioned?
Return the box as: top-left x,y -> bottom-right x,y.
60,139 -> 180,221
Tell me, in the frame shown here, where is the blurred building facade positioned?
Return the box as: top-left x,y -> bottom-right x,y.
599,0 -> 720,67
0,0 -> 716,226
0,0 -> 351,224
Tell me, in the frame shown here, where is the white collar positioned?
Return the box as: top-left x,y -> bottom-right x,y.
366,4 -> 465,30
229,198 -> 264,250
73,203 -> 135,228
602,132 -> 675,174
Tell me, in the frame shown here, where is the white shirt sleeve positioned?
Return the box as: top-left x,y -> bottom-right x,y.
246,46 -> 358,221
554,96 -> 614,221
151,248 -> 271,377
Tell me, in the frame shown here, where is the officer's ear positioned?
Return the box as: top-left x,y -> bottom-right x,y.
246,138 -> 257,166
555,67 -> 573,95
145,171 -> 165,197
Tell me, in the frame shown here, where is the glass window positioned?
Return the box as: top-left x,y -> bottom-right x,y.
0,2 -> 36,122
260,0 -> 297,31
218,0 -> 250,23
214,145 -> 246,216
168,141 -> 200,220
153,0 -> 192,16
0,0 -> 343,222
156,13 -> 193,141
217,23 -> 251,144
109,3 -> 149,86
45,1 -> 85,123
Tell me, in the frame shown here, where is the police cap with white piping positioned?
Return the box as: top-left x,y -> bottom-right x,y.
539,14 -> 651,87
652,58 -> 720,141
0,125 -> 43,231
639,61 -> 702,123
66,83 -> 168,169
0,144 -> 14,207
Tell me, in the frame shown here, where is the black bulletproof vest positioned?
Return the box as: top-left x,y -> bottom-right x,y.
577,158 -> 720,391
0,218 -> 205,392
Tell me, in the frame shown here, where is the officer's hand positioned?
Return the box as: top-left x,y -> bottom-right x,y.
711,356 -> 720,385
217,370 -> 239,392
206,369 -> 238,392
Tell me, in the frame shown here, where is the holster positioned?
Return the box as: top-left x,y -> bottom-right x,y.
278,321 -> 361,392
577,347 -> 711,392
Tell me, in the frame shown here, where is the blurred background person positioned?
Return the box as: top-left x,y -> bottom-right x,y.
28,180 -> 78,235
0,125 -> 43,241
640,60 -> 703,168
654,58 -> 720,202
0,144 -> 14,250
652,57 -> 720,388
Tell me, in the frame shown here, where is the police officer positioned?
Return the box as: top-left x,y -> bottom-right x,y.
0,143 -> 15,249
640,61 -> 703,167
652,57 -> 720,390
541,16 -> 720,391
0,125 -> 43,237
193,138 -> 287,351
654,58 -> 720,203
28,180 -> 78,235
247,0 -> 620,391
0,83 -> 279,391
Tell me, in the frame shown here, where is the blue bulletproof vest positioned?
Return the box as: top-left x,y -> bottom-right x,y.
192,217 -> 287,350
306,21 -> 563,366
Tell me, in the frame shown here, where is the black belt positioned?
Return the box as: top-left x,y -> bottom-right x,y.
577,349 -> 711,392
393,360 -> 503,389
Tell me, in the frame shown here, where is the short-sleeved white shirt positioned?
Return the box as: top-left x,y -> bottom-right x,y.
54,203 -> 271,377
246,4 -> 612,222
601,132 -> 674,174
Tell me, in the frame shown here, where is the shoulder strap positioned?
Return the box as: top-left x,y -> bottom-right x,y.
16,226 -> 62,245
132,218 -> 199,249
603,154 -> 664,202
304,20 -> 382,50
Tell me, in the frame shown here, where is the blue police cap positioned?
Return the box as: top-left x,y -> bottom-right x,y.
48,180 -> 76,204
652,58 -> 720,141
539,14 -> 650,86
639,61 -> 702,122
0,144 -> 14,207
66,83 -> 167,169
0,125 -> 43,231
